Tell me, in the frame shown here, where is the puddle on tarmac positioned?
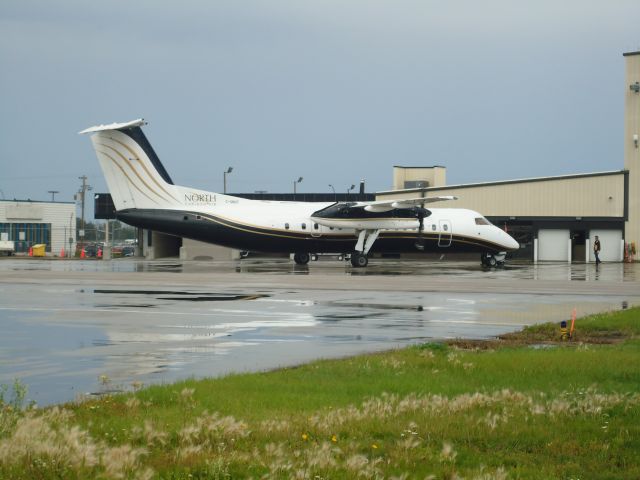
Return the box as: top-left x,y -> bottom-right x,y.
328,302 -> 425,311
93,289 -> 269,302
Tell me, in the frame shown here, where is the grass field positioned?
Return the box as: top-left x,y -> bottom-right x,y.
1,308 -> 639,479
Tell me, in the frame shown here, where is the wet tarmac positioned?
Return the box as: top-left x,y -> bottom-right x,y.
0,258 -> 638,406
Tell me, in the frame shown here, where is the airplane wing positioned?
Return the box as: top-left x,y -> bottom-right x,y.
353,196 -> 458,212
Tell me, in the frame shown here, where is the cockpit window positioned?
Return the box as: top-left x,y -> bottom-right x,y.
475,217 -> 491,225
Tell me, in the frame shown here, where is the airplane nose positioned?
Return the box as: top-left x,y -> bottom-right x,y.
504,232 -> 519,251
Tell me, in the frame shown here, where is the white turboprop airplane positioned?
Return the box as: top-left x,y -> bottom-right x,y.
80,119 -> 519,267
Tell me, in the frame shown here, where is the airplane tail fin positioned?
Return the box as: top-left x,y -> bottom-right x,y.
80,119 -> 181,211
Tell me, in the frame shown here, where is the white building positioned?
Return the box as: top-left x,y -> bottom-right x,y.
0,200 -> 76,255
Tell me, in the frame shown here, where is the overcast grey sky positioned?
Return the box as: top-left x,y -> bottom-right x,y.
1,1 -> 639,208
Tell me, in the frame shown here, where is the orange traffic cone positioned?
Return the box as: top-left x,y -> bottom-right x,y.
28,246 -> 33,256
80,248 -> 86,259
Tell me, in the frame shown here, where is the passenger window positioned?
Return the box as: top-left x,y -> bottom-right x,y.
444,224 -> 448,231
431,224 -> 436,231
330,227 -> 334,230
196,215 -> 202,220
285,223 -> 290,230
301,223 -> 306,230
314,223 -> 319,230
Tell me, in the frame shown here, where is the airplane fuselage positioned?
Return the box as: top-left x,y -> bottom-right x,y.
115,187 -> 516,255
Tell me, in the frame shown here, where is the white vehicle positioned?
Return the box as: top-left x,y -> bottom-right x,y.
0,240 -> 15,256
80,119 -> 519,267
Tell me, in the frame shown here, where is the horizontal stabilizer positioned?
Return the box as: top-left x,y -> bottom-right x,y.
79,119 -> 146,135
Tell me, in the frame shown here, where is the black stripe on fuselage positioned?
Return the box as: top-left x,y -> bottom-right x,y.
116,208 -> 507,253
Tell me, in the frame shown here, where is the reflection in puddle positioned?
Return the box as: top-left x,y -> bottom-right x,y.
327,302 -> 425,311
93,289 -> 269,302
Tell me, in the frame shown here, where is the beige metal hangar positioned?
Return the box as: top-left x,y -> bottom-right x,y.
378,169 -> 627,263
624,50 -> 640,260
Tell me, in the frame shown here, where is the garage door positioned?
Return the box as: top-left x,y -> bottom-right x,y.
538,229 -> 569,261
589,230 -> 623,262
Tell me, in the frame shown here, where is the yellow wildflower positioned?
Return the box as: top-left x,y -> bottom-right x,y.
331,435 -> 337,442
302,433 -> 308,441
372,443 -> 378,449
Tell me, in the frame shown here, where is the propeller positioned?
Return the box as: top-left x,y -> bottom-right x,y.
413,207 -> 430,250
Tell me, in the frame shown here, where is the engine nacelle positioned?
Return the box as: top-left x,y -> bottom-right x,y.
364,205 -> 393,213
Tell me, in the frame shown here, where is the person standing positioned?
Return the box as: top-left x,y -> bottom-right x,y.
593,235 -> 601,264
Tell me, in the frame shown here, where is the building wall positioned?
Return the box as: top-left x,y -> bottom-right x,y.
0,200 -> 76,255
379,172 -> 625,219
180,238 -> 239,261
392,166 -> 447,190
624,51 -> 640,251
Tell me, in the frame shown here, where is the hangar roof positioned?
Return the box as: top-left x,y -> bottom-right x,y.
377,170 -> 625,195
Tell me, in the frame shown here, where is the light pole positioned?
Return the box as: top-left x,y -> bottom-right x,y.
223,167 -> 233,194
328,184 -> 336,201
347,184 -> 355,200
293,177 -> 303,200
77,175 -> 92,250
48,190 -> 59,202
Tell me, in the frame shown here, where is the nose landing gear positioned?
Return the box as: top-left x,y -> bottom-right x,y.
481,252 -> 506,267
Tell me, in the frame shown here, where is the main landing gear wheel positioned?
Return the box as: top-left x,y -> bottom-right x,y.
293,252 -> 310,265
350,253 -> 368,268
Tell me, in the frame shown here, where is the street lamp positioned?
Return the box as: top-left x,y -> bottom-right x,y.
293,177 -> 303,199
48,190 -> 59,202
223,167 -> 233,194
328,184 -> 336,201
347,184 -> 355,199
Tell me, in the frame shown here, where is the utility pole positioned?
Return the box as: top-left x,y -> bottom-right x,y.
77,175 -> 92,250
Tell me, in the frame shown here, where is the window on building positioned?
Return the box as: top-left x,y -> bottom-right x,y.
403,180 -> 429,189
1,222 -> 52,252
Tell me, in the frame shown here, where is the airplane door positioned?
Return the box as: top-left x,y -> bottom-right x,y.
311,222 -> 323,238
438,220 -> 452,247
